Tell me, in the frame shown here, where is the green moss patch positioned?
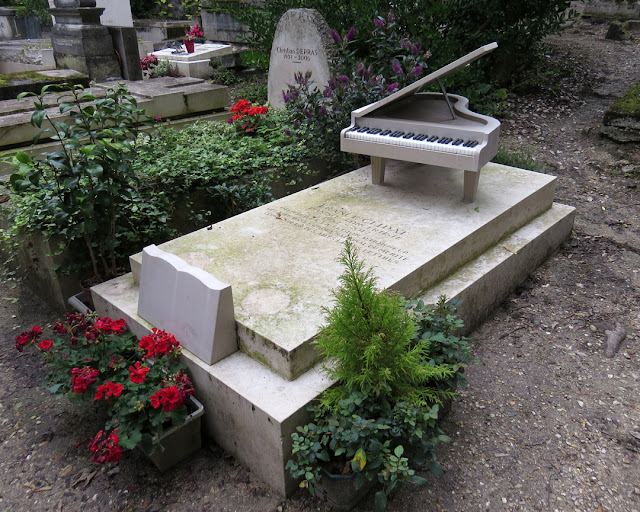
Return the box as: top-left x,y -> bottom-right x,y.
610,80 -> 640,115
0,71 -> 89,101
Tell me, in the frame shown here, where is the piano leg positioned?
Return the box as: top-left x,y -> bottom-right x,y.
463,170 -> 480,202
371,156 -> 386,185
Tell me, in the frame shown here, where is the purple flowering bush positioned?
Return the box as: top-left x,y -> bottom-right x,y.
282,12 -> 431,171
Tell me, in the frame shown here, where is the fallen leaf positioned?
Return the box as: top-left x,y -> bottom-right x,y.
34,485 -> 52,492
72,468 -> 97,489
58,465 -> 73,478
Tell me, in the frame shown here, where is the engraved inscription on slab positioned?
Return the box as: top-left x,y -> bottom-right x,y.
265,205 -> 410,265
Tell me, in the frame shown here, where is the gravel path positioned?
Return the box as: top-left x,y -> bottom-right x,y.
1,19 -> 639,512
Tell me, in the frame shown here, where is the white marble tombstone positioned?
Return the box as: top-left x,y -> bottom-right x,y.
96,0 -> 134,27
137,245 -> 237,365
267,8 -> 333,108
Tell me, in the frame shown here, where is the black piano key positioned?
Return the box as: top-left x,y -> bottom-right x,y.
428,136 -> 439,142
368,128 -> 381,134
402,132 -> 415,139
414,134 -> 426,141
440,137 -> 452,144
390,131 -> 404,137
356,126 -> 369,132
452,139 -> 464,146
463,140 -> 472,147
468,141 -> 479,148
380,130 -> 392,136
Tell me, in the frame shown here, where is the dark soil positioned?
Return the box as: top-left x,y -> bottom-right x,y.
1,18 -> 639,512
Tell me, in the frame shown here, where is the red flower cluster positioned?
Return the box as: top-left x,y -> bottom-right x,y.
15,326 -> 42,352
38,339 -> 53,352
186,23 -> 204,38
88,430 -> 122,464
139,328 -> 180,359
227,99 -> 269,133
93,317 -> 127,335
71,366 -> 100,394
52,313 -> 126,346
140,54 -> 158,70
95,381 -> 124,401
128,361 -> 149,384
164,371 -> 195,405
150,385 -> 184,413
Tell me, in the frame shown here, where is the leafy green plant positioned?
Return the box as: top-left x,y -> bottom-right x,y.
233,80 -> 268,104
287,389 -> 448,510
239,50 -> 270,70
406,296 -> 473,392
209,59 -> 240,85
219,0 -> 577,87
149,58 -> 180,78
287,240 -> 464,510
15,313 -> 195,461
131,110 -> 315,226
8,84 -> 155,282
14,0 -> 51,24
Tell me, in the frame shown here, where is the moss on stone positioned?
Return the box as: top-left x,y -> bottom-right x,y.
610,80 -> 640,115
0,71 -> 85,87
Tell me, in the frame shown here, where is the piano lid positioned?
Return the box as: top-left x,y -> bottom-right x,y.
352,42 -> 498,118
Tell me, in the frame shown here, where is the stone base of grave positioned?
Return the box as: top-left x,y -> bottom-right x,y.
50,7 -> 121,81
150,43 -> 236,79
92,161 -> 575,496
0,76 -> 229,151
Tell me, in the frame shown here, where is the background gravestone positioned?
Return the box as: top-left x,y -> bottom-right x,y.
49,0 -> 122,81
267,8 -> 333,108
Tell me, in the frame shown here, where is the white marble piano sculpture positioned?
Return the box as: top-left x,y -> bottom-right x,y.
340,42 -> 500,202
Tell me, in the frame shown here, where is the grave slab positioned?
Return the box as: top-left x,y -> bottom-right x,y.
130,161 -> 557,380
0,77 -> 229,149
92,161 -> 575,495
151,43 -> 235,79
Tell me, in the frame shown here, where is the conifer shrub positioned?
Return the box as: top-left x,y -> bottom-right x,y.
287,239 -> 470,510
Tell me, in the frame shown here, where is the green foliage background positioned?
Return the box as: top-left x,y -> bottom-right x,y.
213,0 -> 576,85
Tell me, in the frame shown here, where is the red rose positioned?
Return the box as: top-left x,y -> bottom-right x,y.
38,339 -> 53,352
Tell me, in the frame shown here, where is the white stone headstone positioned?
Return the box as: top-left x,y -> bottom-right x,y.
96,0 -> 133,27
138,244 -> 236,365
267,8 -> 333,108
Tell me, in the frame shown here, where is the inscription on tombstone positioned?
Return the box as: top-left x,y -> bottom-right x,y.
267,8 -> 333,108
264,205 -> 410,265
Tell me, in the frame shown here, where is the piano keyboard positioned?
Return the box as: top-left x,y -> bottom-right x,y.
344,126 -> 481,155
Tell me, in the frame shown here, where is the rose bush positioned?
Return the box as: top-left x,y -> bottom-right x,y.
17,313 -> 195,463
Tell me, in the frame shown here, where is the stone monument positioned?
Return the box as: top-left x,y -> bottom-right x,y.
49,0 -> 121,81
93,160 -> 575,495
267,8 -> 333,108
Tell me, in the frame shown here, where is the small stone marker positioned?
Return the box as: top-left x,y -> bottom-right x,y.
267,8 -> 333,108
138,244 -> 236,365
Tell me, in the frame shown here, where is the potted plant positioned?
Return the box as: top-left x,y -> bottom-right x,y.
8,83 -> 155,287
15,313 -> 203,470
183,23 -> 204,53
286,239 -> 470,510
